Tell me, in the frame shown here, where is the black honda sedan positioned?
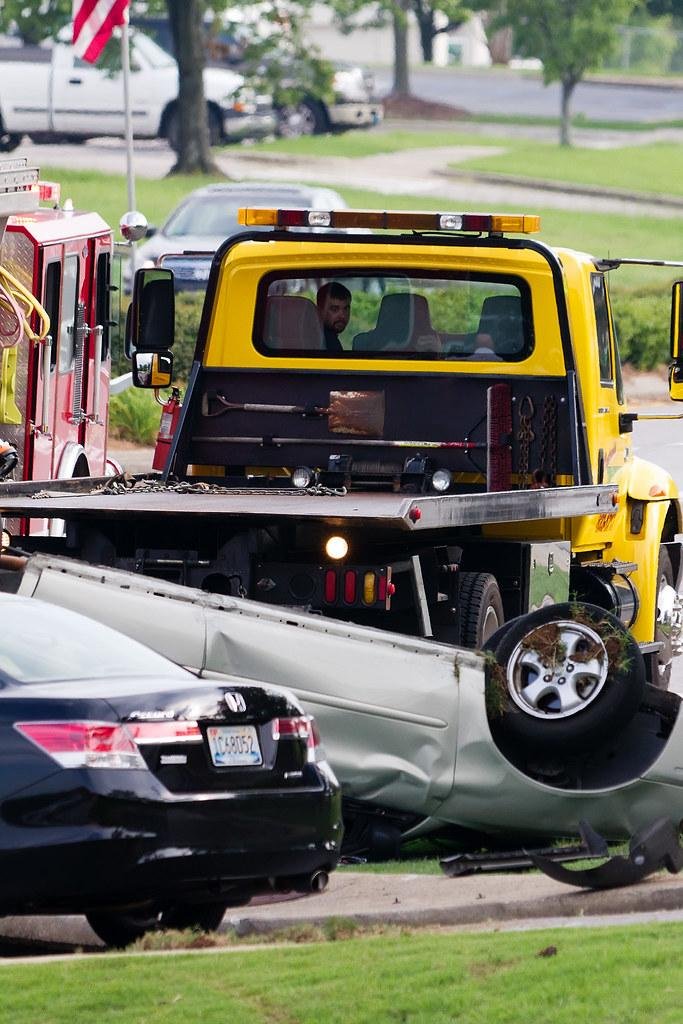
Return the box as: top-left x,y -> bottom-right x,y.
0,595 -> 341,947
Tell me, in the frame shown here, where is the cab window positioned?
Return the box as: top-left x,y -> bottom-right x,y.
591,273 -> 613,383
254,272 -> 533,361
58,255 -> 79,374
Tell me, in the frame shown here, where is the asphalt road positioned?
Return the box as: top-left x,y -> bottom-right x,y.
375,67 -> 683,123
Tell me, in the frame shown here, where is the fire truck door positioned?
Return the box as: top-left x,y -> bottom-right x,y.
50,245 -> 90,479
81,238 -> 111,474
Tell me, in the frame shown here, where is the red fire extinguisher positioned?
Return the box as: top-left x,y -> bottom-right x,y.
152,387 -> 182,471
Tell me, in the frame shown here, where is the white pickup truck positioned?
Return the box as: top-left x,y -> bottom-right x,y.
0,32 -> 276,152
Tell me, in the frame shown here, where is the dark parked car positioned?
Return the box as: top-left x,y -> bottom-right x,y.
0,595 -> 341,947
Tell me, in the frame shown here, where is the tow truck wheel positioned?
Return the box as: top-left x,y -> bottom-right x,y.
458,572 -> 504,649
655,546 -> 676,689
485,602 -> 646,755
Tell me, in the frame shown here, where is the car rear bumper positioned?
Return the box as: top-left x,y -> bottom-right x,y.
0,772 -> 342,913
327,102 -> 383,129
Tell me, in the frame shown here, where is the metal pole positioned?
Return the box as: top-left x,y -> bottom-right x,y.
121,16 -> 137,280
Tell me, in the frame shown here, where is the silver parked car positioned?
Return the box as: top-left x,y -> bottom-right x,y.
126,182 -> 347,290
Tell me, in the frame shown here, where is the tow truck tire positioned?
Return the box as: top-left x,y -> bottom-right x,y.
86,901 -> 229,947
654,546 -> 675,690
484,602 -> 646,755
458,572 -> 504,649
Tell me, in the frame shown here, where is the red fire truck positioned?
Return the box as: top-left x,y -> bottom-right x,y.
0,157 -> 117,534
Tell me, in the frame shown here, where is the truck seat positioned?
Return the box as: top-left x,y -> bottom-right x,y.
353,293 -> 440,352
264,295 -> 325,350
476,295 -> 525,357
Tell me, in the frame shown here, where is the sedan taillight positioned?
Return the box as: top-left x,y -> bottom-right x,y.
272,715 -> 322,762
15,721 -> 146,770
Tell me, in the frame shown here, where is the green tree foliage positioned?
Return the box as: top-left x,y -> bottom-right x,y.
474,0 -> 638,146
0,0 -> 71,44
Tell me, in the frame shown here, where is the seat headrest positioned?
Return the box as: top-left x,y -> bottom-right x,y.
264,295 -> 324,350
353,293 -> 434,352
477,295 -> 524,356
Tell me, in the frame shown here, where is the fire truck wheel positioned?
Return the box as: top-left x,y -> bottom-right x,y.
654,546 -> 676,690
457,572 -> 504,649
485,602 -> 646,756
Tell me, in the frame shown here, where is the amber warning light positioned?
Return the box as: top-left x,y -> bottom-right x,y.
237,208 -> 541,234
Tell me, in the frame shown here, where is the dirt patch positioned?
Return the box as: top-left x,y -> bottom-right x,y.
383,93 -> 469,121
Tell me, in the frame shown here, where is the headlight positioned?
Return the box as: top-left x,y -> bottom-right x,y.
431,468 -> 453,493
292,466 -> 313,488
325,535 -> 349,560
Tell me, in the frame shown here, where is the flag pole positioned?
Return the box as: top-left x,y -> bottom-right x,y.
120,10 -> 137,277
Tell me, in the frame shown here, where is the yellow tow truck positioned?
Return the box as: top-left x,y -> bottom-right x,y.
2,206 -> 683,690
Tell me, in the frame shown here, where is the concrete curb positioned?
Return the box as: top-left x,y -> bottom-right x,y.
3,871 -> 683,955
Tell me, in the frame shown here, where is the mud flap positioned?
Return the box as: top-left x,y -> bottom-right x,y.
532,817 -> 683,889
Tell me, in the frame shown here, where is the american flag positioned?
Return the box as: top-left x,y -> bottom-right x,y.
72,0 -> 130,64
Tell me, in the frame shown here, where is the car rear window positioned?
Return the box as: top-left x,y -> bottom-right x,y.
0,599 -> 190,684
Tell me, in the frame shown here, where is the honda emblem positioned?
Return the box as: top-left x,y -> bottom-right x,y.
224,692 -> 247,713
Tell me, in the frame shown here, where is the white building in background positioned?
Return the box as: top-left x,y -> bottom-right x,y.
305,7 -> 492,68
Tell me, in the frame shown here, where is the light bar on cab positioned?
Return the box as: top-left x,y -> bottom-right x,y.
237,208 -> 541,234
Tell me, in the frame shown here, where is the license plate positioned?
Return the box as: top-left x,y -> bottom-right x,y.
207,725 -> 262,767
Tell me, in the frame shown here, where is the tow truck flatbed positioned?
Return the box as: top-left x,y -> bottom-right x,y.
0,477 -> 618,531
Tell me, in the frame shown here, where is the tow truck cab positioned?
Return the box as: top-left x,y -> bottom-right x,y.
125,208 -> 683,675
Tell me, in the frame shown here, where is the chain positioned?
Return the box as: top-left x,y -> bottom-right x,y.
538,395 -> 558,486
32,476 -> 347,500
516,395 -> 535,488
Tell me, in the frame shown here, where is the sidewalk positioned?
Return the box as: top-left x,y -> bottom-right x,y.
3,868 -> 683,954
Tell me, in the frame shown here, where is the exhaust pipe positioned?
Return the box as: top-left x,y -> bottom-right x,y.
273,870 -> 330,895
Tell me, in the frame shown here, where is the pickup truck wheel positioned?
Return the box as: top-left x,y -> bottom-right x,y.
277,99 -> 327,137
485,602 -> 646,755
458,572 -> 504,649
0,130 -> 21,153
654,546 -> 677,689
207,107 -> 223,147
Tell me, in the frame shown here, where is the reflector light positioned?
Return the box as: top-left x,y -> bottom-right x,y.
237,207 -> 541,234
37,181 -> 61,204
127,721 -> 202,745
15,721 -> 146,769
378,574 -> 387,602
344,569 -> 357,603
272,715 -> 321,761
363,571 -> 376,605
324,569 -> 337,603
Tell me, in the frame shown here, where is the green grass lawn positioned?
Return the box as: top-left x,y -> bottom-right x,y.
451,139 -> 683,197
48,164 -> 682,293
2,922 -> 682,1023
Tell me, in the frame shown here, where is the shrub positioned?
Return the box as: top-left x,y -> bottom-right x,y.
108,388 -> 161,445
611,286 -> 671,370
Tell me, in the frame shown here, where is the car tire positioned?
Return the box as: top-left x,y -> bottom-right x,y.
654,545 -> 676,689
458,572 -> 504,649
485,601 -> 646,756
86,908 -> 163,948
86,901 -> 230,948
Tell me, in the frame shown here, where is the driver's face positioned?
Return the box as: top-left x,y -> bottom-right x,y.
321,296 -> 351,334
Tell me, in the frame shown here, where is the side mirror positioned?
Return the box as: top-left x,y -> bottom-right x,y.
668,282 -> 683,400
133,350 -> 174,389
130,267 -> 175,352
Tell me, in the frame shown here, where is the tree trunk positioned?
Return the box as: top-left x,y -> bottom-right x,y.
166,0 -> 221,175
413,0 -> 434,63
559,76 -> 577,147
391,0 -> 411,96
